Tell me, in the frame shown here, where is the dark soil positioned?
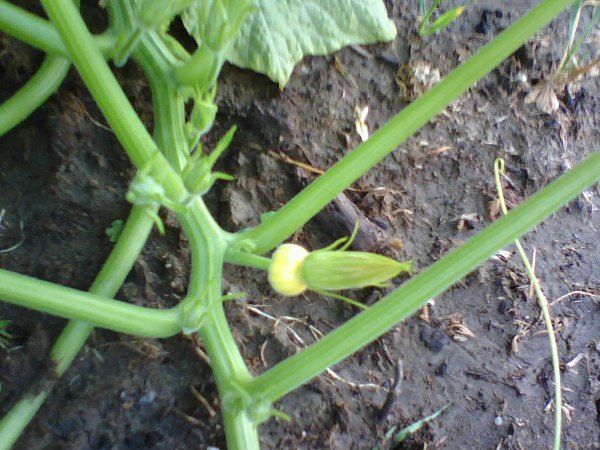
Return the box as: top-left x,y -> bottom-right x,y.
2,1 -> 600,449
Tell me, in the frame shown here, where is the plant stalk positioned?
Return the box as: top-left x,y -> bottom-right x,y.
0,0 -> 113,58
0,239 -> 180,338
0,56 -> 70,136
41,0 -> 186,202
0,206 -> 157,449
233,0 -> 575,255
246,146 -> 600,403
180,199 -> 259,450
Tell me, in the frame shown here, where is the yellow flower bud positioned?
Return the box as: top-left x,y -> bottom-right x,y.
268,242 -> 412,297
268,244 -> 309,296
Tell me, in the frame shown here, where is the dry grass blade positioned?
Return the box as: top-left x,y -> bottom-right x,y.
494,158 -> 562,450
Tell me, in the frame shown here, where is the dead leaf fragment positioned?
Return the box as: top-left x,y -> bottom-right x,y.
354,105 -> 369,141
440,313 -> 475,341
524,80 -> 559,113
457,213 -> 480,231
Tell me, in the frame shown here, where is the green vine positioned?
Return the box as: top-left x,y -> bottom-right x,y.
0,1 -> 584,449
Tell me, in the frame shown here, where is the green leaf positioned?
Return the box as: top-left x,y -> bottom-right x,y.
225,0 -> 397,87
105,219 -> 125,243
391,403 -> 449,443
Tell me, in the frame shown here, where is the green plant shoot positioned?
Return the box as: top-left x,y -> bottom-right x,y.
419,0 -> 467,36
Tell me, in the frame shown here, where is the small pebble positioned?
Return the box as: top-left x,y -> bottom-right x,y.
139,390 -> 156,406
497,299 -> 510,314
435,362 -> 449,376
420,325 -> 451,353
495,416 -> 503,426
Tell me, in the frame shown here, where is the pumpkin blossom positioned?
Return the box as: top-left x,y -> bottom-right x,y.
268,243 -> 412,297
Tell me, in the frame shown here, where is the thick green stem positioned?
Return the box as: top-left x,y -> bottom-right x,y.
0,56 -> 70,136
0,266 -> 179,337
0,206 -> 158,449
0,208 -> 177,340
0,0 -> 113,58
201,308 -> 259,449
1,1 -> 257,449
0,393 -> 47,450
246,146 -> 600,403
179,200 -> 259,450
42,0 -> 153,167
138,25 -> 259,446
138,32 -> 189,171
233,0 -> 575,255
0,0 -> 67,55
130,15 -> 258,446
41,0 -> 186,202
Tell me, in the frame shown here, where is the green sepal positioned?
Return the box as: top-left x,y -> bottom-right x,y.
208,125 -> 237,165
190,97 -> 218,136
182,126 -> 237,194
301,251 -> 412,291
182,154 -> 211,194
321,221 -> 359,252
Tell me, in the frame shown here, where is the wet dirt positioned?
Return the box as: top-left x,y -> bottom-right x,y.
2,1 -> 600,449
